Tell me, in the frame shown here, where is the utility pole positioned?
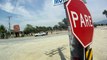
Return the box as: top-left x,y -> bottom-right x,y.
8,16 -> 12,33
8,0 -> 17,31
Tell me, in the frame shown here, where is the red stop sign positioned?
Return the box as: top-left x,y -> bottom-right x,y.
66,0 -> 94,48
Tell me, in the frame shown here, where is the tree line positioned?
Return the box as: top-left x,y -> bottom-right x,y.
23,18 -> 68,34
0,18 -> 68,38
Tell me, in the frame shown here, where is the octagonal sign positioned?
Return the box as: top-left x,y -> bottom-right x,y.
66,0 -> 94,48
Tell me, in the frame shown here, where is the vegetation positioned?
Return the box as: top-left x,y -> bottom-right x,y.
23,18 -> 68,34
0,25 -> 7,33
103,10 -> 107,18
23,24 -> 53,34
0,25 -> 7,39
53,18 -> 68,31
0,18 -> 69,38
23,24 -> 35,34
93,22 -> 107,27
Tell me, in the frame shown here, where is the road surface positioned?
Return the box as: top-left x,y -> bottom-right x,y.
0,26 -> 107,60
0,31 -> 70,60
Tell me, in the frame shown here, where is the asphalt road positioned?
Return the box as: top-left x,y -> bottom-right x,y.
0,33 -> 63,44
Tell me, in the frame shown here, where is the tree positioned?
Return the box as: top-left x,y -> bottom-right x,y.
0,25 -> 7,33
47,27 -> 53,31
0,25 -> 7,39
53,25 -> 59,30
58,22 -> 65,30
24,24 -> 35,34
35,26 -> 48,33
103,10 -> 107,18
62,18 -> 68,29
62,18 -> 69,26
93,22 -> 97,28
53,18 -> 68,31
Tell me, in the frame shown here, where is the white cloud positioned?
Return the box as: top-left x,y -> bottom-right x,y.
18,0 -> 66,28
28,0 -> 66,26
0,1 -> 32,18
15,6 -> 31,17
0,2 -> 14,13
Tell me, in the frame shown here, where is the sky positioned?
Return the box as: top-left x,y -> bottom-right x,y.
0,0 -> 107,30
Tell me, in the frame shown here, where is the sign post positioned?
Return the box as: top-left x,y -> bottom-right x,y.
68,25 -> 84,60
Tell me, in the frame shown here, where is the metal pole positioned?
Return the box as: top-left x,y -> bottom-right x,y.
8,16 -> 12,32
8,16 -> 12,38
64,2 -> 84,60
8,16 -> 11,32
68,26 -> 84,60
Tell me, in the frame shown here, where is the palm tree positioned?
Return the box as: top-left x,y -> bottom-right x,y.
103,10 -> 107,18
